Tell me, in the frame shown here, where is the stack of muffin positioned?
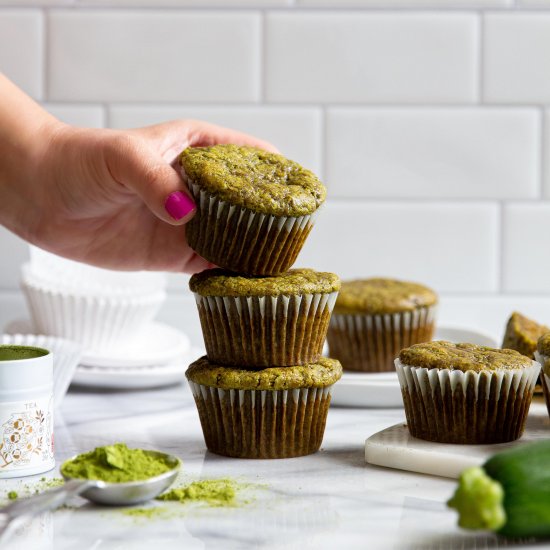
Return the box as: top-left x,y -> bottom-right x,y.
180,145 -> 342,459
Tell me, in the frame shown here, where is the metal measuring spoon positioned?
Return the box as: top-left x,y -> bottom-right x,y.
0,451 -> 180,539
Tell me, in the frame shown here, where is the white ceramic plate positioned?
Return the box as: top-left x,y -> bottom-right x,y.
71,347 -> 205,389
5,319 -> 191,369
330,326 -> 499,408
80,322 -> 191,368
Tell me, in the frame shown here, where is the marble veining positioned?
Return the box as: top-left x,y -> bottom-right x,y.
0,383 -> 546,550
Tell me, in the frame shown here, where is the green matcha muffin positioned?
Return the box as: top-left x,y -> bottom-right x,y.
327,278 -> 438,373
396,341 -> 540,444
186,356 -> 342,459
535,334 -> 550,418
502,312 -> 549,359
190,268 -> 340,368
180,145 -> 326,276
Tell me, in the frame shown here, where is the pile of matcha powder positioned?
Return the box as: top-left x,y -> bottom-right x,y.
60,443 -> 175,483
157,479 -> 238,507
55,444 -> 255,514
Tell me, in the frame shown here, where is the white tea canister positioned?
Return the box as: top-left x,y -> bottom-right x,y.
0,345 -> 54,478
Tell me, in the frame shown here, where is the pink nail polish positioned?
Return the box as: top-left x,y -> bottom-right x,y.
165,191 -> 195,221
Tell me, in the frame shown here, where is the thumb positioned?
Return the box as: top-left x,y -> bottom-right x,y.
105,134 -> 196,225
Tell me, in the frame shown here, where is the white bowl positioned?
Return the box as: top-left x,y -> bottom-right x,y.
1,333 -> 82,409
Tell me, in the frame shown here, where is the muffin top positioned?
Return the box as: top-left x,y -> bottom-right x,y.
189,268 -> 341,297
180,144 -> 326,217
536,332 -> 550,356
502,312 -> 550,359
399,341 -> 533,373
334,278 -> 437,315
186,356 -> 343,390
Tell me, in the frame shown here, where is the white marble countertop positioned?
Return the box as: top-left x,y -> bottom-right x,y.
1,383 -> 546,550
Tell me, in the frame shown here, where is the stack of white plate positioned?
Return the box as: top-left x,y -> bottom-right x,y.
6,319 -> 200,390
10,247 -> 197,390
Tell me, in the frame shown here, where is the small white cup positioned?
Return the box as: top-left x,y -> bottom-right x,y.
0,345 -> 54,478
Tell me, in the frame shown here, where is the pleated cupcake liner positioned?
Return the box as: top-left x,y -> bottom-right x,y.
395,358 -> 540,444
27,250 -> 167,296
534,352 -> 550,417
194,291 -> 338,367
327,306 -> 437,373
185,181 -> 322,276
187,381 -> 334,459
21,275 -> 165,353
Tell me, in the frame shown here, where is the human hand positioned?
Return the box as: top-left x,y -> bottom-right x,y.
10,119 -> 277,273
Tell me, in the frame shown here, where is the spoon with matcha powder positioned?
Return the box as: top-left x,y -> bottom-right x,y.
0,443 -> 180,537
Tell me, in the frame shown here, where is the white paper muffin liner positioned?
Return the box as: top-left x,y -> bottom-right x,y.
186,181 -> 322,276
395,358 -> 540,444
195,291 -> 338,367
1,334 -> 82,409
21,272 -> 165,353
187,381 -> 334,459
28,247 -> 167,296
327,306 -> 437,373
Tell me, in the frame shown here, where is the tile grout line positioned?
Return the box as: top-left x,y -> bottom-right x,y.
498,201 -> 505,294
21,6 -> 550,14
320,105 -> 327,183
540,106 -> 546,199
477,10 -> 484,104
41,6 -> 48,101
259,10 -> 267,104
1,284 -> 550,299
103,102 -> 110,129
63,101 -> 543,109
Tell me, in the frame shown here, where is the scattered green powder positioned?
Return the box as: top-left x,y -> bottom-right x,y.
121,507 -> 173,520
60,443 -> 177,483
156,479 -> 238,507
3,478 -> 64,502
34,478 -> 63,493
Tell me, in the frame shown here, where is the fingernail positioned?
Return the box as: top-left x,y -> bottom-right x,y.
165,191 -> 195,221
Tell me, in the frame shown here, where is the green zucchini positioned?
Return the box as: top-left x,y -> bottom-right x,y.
448,440 -> 550,538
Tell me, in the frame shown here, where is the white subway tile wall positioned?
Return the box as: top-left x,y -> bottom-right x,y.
48,11 -> 261,102
326,108 -> 539,199
43,104 -> 105,128
266,13 -> 479,104
1,1 -> 549,339
299,201 -> 500,292
484,14 -> 550,104
0,10 -> 42,99
502,204 -> 550,293
109,105 -> 323,176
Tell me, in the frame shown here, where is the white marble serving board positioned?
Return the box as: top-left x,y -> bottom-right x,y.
365,400 -> 550,479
